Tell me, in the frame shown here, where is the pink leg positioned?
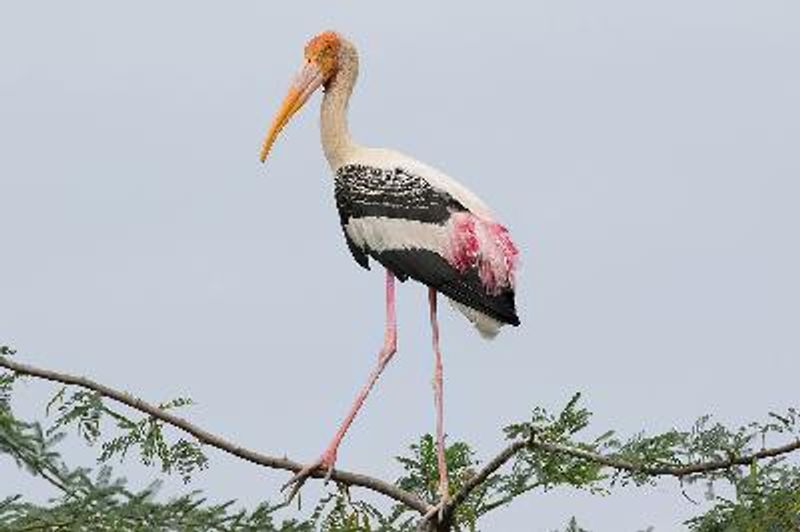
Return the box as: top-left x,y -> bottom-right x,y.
283,269 -> 397,500
428,288 -> 449,502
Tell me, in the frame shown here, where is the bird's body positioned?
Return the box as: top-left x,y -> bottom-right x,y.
259,31 -> 521,517
315,36 -> 520,337
333,158 -> 519,336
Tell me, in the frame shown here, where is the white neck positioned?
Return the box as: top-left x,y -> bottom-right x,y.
320,40 -> 360,170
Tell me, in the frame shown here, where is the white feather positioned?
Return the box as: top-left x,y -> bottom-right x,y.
345,217 -> 448,254
448,300 -> 503,339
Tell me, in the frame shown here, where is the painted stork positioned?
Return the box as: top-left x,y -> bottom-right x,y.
259,31 -> 520,511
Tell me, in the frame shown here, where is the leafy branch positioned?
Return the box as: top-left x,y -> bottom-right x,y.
3,347 -> 800,531
0,352 -> 431,516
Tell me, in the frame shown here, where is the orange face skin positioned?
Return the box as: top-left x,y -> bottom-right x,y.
259,31 -> 343,163
304,31 -> 341,87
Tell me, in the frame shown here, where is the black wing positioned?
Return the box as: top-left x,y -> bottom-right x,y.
334,164 -> 464,224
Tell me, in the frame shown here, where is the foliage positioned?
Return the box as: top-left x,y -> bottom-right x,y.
0,467 -> 314,531
310,488 -> 408,532
1,349 -> 309,531
3,344 -> 800,531
45,385 -> 209,483
504,393 -> 609,494
686,463 -> 800,531
554,516 -> 589,532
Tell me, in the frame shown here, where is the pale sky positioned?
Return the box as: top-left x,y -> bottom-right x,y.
2,1 -> 799,530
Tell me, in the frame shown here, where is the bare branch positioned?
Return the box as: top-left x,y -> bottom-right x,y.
478,480 -> 543,516
0,356 -> 432,516
445,440 -> 526,516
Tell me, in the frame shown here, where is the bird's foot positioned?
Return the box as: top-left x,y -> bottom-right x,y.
282,448 -> 337,504
423,494 -> 451,524
422,481 -> 451,523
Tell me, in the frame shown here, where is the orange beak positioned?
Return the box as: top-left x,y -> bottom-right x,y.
259,61 -> 326,163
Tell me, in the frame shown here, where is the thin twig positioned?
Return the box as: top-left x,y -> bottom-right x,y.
445,440 -> 526,518
13,517 -> 74,532
0,356 -> 432,516
478,480 -> 543,516
36,468 -> 69,494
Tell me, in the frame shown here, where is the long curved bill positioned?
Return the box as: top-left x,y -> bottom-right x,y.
259,62 -> 325,163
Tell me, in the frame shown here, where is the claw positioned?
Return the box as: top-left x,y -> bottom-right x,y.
281,458 -> 322,504
422,476 -> 451,524
281,450 -> 337,504
422,495 -> 450,523
323,462 -> 335,484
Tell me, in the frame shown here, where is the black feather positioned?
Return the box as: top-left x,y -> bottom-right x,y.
373,248 -> 519,326
334,164 -> 466,225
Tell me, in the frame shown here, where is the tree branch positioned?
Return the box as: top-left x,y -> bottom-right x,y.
6,353 -> 800,532
35,467 -> 70,494
441,430 -> 800,524
531,437 -> 800,478
445,440 -> 526,517
478,479 -> 544,516
0,356 -> 432,516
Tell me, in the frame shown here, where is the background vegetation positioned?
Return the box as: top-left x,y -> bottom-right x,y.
2,345 -> 798,531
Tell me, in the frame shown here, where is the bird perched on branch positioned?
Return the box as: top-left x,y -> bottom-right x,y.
259,30 -> 520,513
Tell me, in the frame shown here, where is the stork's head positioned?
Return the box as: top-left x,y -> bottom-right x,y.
259,31 -> 343,163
